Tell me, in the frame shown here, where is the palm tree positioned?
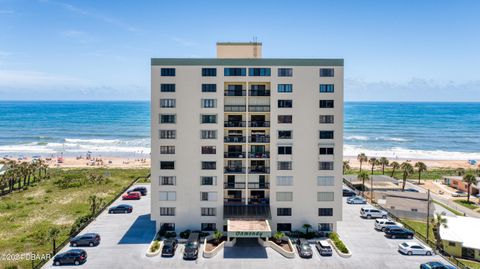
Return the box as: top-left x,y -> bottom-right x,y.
357,171 -> 370,195
357,153 -> 368,172
302,223 -> 312,234
343,161 -> 351,175
47,227 -> 60,254
463,173 -> 478,203
414,162 -> 427,185
390,161 -> 400,178
368,157 -> 377,175
88,195 -> 104,216
213,230 -> 223,245
456,168 -> 466,176
432,213 -> 448,253
400,162 -> 414,191
273,231 -> 285,244
379,157 -> 389,175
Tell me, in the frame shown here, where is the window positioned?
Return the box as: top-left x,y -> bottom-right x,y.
200,192 -> 218,201
317,192 -> 334,201
411,208 -> 418,212
319,131 -> 334,139
160,146 -> 175,154
201,114 -> 217,124
201,208 -> 217,216
278,146 -> 292,155
317,176 -> 335,186
318,223 -> 333,232
318,208 -> 333,216
160,207 -> 175,216
160,114 -> 176,124
276,176 -> 293,186
201,161 -> 216,170
160,83 -> 175,92
201,146 -> 216,154
161,68 -> 175,76
277,84 -> 292,93
319,147 -> 334,155
319,162 -> 334,170
320,68 -> 334,77
249,68 -> 271,76
160,99 -> 176,108
224,68 -> 246,76
278,130 -> 292,139
319,100 -> 334,108
320,84 -> 334,93
201,130 -> 217,139
160,223 -> 175,231
278,68 -> 293,77
159,130 -> 176,139
277,223 -> 292,232
159,191 -> 176,201
201,223 -> 216,231
202,84 -> 217,92
319,115 -> 334,124
278,161 -> 292,170
278,115 -> 292,124
277,208 -> 292,216
278,100 -> 293,108
202,68 -> 217,77
160,176 -> 176,186
276,192 -> 293,201
201,99 -> 217,108
200,176 -> 217,186
448,241 -> 456,247
160,161 -> 175,170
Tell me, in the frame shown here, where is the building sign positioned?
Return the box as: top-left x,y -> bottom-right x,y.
227,231 -> 271,238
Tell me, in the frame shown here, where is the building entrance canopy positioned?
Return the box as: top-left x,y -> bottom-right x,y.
227,219 -> 272,238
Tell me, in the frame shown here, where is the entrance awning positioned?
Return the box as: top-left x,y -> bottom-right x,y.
223,204 -> 271,220
227,219 -> 272,238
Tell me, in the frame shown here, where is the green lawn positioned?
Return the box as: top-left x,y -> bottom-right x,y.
346,167 -> 461,181
453,199 -> 479,210
457,258 -> 480,269
0,168 -> 148,269
401,219 -> 435,243
432,200 -> 464,216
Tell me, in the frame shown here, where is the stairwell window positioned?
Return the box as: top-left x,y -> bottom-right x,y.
160,99 -> 176,108
159,130 -> 176,139
317,192 -> 334,201
278,161 -> 292,170
160,114 -> 176,124
320,84 -> 334,93
201,161 -> 216,170
160,84 -> 175,92
277,208 -> 292,216
202,84 -> 217,92
201,208 -> 217,216
317,176 -> 334,186
200,192 -> 218,201
202,68 -> 217,77
278,68 -> 293,77
201,130 -> 217,139
319,100 -> 334,108
160,207 -> 176,216
276,176 -> 293,186
200,176 -> 217,186
278,115 -> 292,124
201,99 -> 217,108
249,68 -> 271,76
277,84 -> 292,93
159,191 -> 176,201
319,161 -> 334,170
278,130 -> 292,139
201,114 -> 217,124
160,176 -> 176,185
201,146 -> 216,154
278,100 -> 293,108
318,208 -> 333,216
319,115 -> 334,124
160,146 -> 175,154
276,192 -> 293,201
160,161 -> 175,170
320,68 -> 334,77
319,131 -> 334,139
161,68 -> 175,76
224,68 -> 246,76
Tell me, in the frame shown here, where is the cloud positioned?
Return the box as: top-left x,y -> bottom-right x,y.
0,69 -> 89,88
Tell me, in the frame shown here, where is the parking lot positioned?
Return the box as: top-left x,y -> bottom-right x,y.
43,184 -> 453,269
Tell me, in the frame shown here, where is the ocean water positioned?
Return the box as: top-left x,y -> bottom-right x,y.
0,101 -> 479,160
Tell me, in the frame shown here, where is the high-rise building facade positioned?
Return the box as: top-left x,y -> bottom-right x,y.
151,42 -> 343,237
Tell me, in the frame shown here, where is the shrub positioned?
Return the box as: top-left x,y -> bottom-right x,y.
329,232 -> 349,254
150,240 -> 160,252
69,214 -> 92,236
179,229 -> 191,239
165,231 -> 176,238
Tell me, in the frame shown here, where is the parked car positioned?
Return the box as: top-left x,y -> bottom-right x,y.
295,239 -> 313,258
315,240 -> 333,256
162,239 -> 178,257
385,227 -> 414,239
122,191 -> 141,200
53,249 -> 87,266
70,233 -> 100,247
383,225 -> 404,233
343,188 -> 356,197
404,188 -> 420,192
374,219 -> 403,231
452,190 -> 468,197
360,207 -> 388,219
347,196 -> 367,204
129,186 -> 147,196
398,242 -> 433,256
420,261 -> 456,269
108,204 -> 133,214
183,232 -> 200,260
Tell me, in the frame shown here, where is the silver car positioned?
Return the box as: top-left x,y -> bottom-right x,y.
315,240 -> 332,256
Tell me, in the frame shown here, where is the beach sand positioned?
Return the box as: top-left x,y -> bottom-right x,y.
344,156 -> 477,169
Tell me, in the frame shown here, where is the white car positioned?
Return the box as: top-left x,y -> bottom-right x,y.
346,196 -> 366,204
452,191 -> 468,197
398,242 -> 433,256
360,207 -> 388,219
374,219 -> 403,231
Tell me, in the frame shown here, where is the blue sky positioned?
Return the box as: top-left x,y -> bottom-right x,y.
1,0 -> 479,101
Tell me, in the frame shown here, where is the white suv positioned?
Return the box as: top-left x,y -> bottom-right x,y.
360,207 -> 388,219
374,219 -> 403,231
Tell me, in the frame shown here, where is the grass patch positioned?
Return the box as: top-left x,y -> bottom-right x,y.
0,168 -> 148,269
453,199 -> 479,210
432,200 -> 464,216
401,219 -> 435,242
457,259 -> 480,269
328,232 -> 349,254
346,167 -> 461,180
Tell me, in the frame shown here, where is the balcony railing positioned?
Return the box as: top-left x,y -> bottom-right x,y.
224,152 -> 246,158
224,182 -> 246,189
249,135 -> 270,143
224,198 -> 246,205
224,105 -> 246,112
249,166 -> 270,174
224,121 -> 246,128
249,121 -> 270,128
249,90 -> 271,96
249,152 -> 270,158
248,105 -> 270,112
224,136 -> 246,143
248,197 -> 270,205
224,166 -> 246,174
248,182 -> 270,189
224,90 -> 246,96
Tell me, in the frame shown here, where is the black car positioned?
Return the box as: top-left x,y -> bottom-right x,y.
183,232 -> 200,260
404,188 -> 420,193
295,239 -> 313,258
420,261 -> 456,269
385,228 -> 414,239
53,249 -> 87,266
108,204 -> 133,214
70,233 -> 101,247
162,239 -> 178,257
129,186 -> 148,196
343,188 -> 356,197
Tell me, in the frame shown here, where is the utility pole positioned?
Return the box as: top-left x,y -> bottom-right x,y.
370,175 -> 374,203
426,189 -> 431,243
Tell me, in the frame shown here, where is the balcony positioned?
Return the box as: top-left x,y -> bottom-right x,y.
223,204 -> 271,219
248,105 -> 270,112
248,182 -> 270,189
249,166 -> 270,174
249,121 -> 270,128
224,198 -> 246,205
248,197 -> 270,205
224,166 -> 246,174
224,136 -> 246,143
224,90 -> 246,96
249,152 -> 270,158
224,121 -> 246,128
249,90 -> 271,96
224,105 -> 246,112
224,182 -> 246,189
224,152 -> 246,158
249,135 -> 270,143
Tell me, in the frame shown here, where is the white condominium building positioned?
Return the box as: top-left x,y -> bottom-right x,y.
151,42 -> 343,239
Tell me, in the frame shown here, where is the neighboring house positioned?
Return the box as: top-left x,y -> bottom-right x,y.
375,191 -> 434,221
443,176 -> 480,195
0,164 -> 7,176
441,216 -> 480,261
